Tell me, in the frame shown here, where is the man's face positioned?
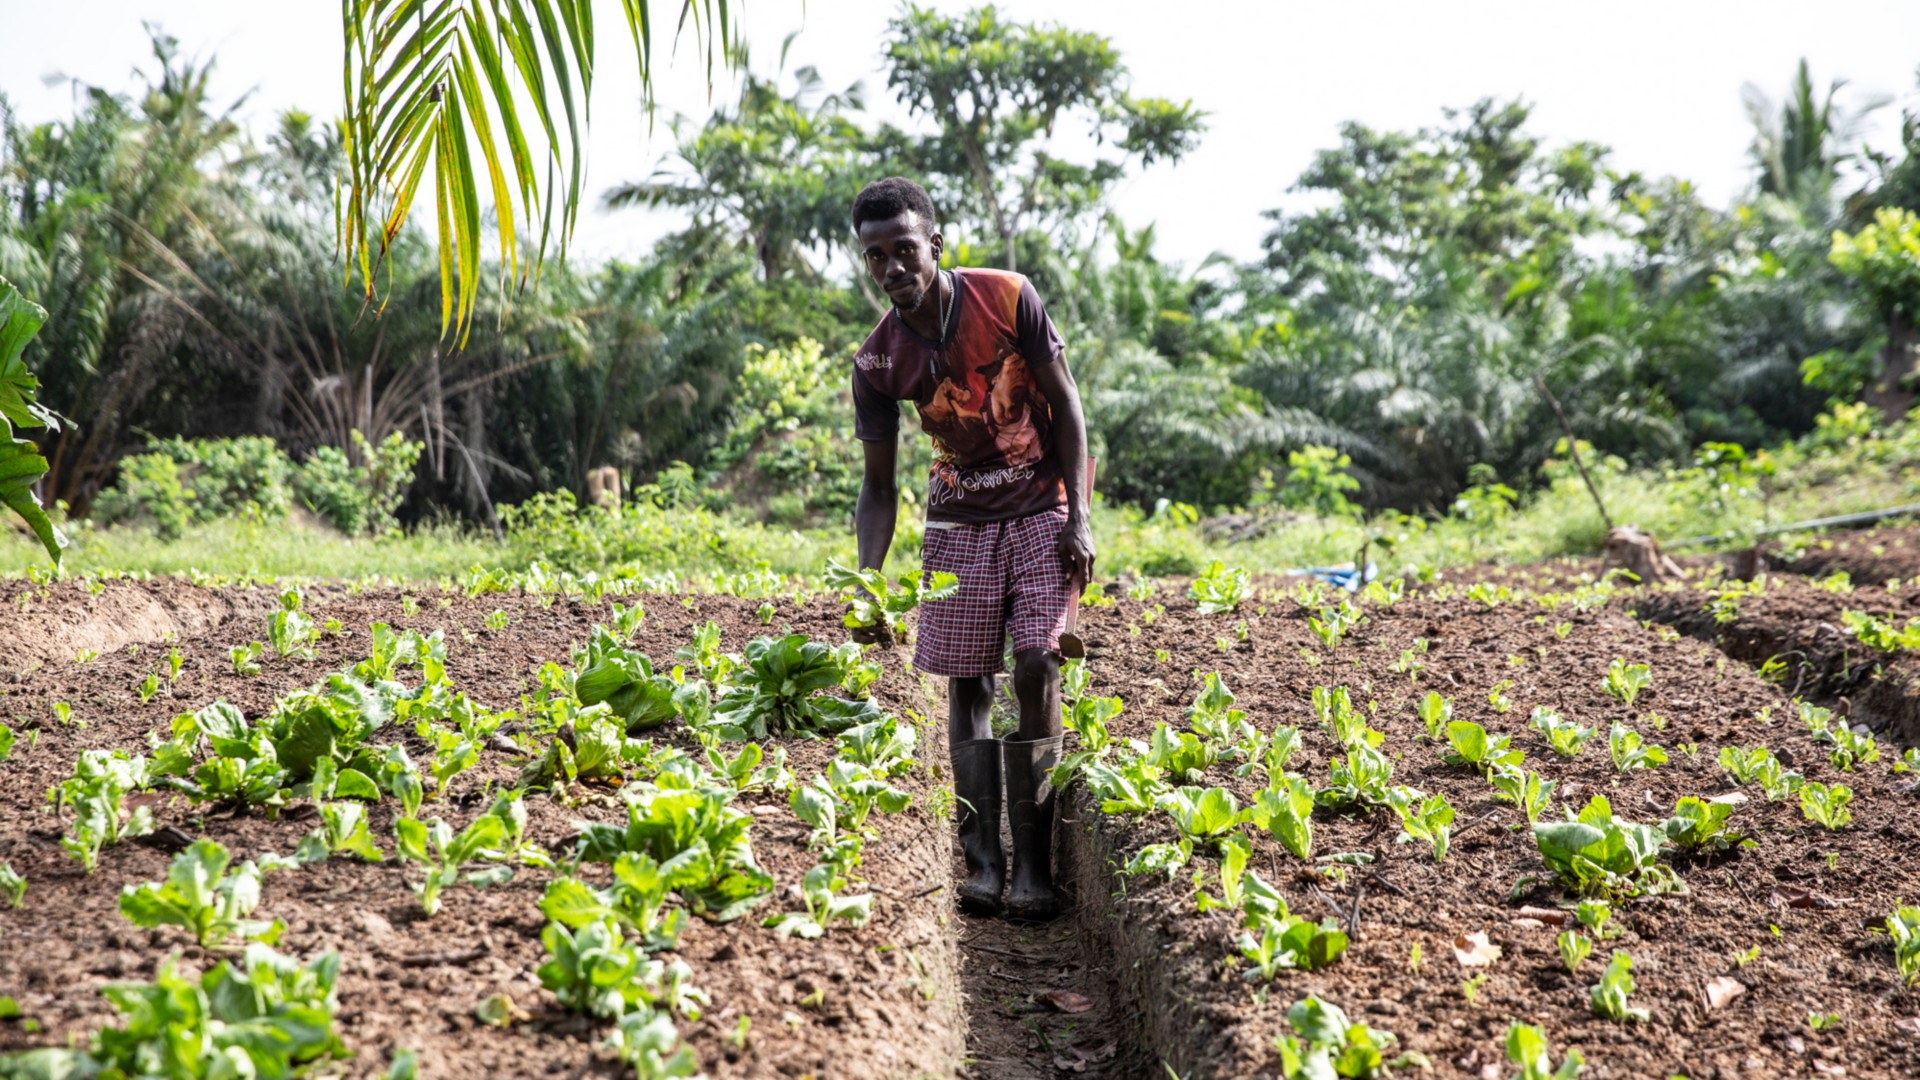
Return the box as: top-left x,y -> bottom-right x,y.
858,211 -> 943,313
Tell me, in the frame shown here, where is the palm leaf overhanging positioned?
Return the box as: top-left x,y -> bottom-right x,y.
339,0 -> 737,346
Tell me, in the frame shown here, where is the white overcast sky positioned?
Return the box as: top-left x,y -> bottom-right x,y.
5,1 -> 1919,270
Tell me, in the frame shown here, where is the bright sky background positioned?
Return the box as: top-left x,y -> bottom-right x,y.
5,1 -> 1920,271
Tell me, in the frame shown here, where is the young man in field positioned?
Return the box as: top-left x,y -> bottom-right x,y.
847,177 -> 1095,921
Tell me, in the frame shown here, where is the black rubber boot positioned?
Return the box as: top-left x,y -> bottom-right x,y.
950,738 -> 1005,915
1003,734 -> 1064,922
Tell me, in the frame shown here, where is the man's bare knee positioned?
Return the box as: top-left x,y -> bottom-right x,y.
1011,649 -> 1057,695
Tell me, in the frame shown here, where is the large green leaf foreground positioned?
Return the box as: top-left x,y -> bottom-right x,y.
0,276 -> 64,568
339,0 -> 735,345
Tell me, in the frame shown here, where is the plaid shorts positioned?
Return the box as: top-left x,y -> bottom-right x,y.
912,506 -> 1073,677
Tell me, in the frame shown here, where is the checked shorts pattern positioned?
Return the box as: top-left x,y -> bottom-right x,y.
912,506 -> 1073,677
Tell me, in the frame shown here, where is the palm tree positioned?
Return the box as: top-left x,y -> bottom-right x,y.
1742,59 -> 1888,210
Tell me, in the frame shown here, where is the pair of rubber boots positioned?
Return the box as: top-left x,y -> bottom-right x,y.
951,734 -> 1061,921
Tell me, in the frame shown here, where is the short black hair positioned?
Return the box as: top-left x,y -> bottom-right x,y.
851,177 -> 937,234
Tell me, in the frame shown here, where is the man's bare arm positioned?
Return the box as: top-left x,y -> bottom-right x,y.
855,435 -> 900,572
1031,358 -> 1095,580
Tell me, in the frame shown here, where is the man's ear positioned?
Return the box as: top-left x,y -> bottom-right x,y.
929,230 -> 944,265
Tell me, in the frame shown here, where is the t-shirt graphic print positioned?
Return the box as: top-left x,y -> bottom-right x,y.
851,268 -> 1068,525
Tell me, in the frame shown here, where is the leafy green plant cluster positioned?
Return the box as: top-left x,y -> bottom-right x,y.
119,839 -> 286,949
1884,904 -> 1920,987
824,559 -> 959,644
713,634 -> 882,739
1530,706 -> 1596,757
50,748 -> 155,872
1271,996 -> 1427,1079
1533,795 -> 1681,898
1602,659 -> 1652,707
0,277 -> 66,566
1189,559 -> 1251,615
0,945 -> 345,1078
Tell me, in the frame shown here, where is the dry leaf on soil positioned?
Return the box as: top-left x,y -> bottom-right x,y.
1452,931 -> 1502,967
1704,975 -> 1745,1010
1041,990 -> 1094,1013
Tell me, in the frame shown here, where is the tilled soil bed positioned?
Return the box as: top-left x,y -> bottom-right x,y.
1055,588 -> 1920,1079
1630,571 -> 1920,744
0,585 -> 965,1078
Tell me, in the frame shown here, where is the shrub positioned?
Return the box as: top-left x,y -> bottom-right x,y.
294,430 -> 422,536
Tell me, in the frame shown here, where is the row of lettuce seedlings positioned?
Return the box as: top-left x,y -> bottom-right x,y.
0,584 -> 926,1079
1051,640 -> 1920,1079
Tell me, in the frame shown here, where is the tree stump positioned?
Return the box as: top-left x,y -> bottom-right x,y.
586,466 -> 621,510
1601,525 -> 1685,582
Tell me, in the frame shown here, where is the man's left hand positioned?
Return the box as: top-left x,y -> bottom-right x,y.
1058,512 -> 1096,586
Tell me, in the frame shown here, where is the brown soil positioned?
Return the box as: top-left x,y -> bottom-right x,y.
1631,572 -> 1920,744
0,578 -> 279,673
1769,523 -> 1920,585
1052,586 -> 1920,1079
0,586 -> 964,1079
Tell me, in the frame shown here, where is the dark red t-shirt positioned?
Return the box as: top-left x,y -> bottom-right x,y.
852,268 -> 1068,525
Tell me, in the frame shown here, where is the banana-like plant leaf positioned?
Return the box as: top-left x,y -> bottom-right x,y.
0,277 -> 65,568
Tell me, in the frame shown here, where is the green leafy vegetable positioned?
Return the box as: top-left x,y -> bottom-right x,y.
1531,706 -> 1595,757
1884,905 -> 1920,987
118,839 -> 284,949
1659,796 -> 1745,852
1589,949 -> 1649,1022
573,626 -> 680,732
1505,1021 -> 1585,1080
1799,781 -> 1853,830
394,813 -> 509,916
1489,763 -> 1555,822
537,915 -> 709,1022
824,559 -> 959,643
1532,795 -> 1679,898
1442,720 -> 1522,773
762,862 -> 873,939
1607,722 -> 1667,772
1250,776 -> 1316,860
1189,559 -> 1250,615
1387,787 -> 1454,861
575,784 -> 774,922
52,749 -> 155,872
1602,659 -> 1651,706
713,634 -> 880,740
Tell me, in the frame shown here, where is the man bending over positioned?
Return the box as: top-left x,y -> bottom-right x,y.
846,176 -> 1095,921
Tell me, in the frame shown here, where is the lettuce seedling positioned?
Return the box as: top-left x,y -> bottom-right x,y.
1489,763 -> 1556,822
1608,722 -> 1667,772
1189,673 -> 1253,746
1532,795 -> 1679,898
1387,787 -> 1454,861
0,861 -> 25,908
1883,905 -> 1920,987
1505,1021 -> 1584,1080
1195,834 -> 1256,913
1557,929 -> 1592,973
1123,839 -> 1194,879
1660,796 -> 1745,853
537,915 -> 709,1021
1443,720 -> 1523,774
1159,786 -> 1250,850
607,1007 -> 700,1080
1251,776 -> 1316,860
1575,899 -> 1616,938
824,559 -> 959,644
1531,707 -> 1595,757
1312,685 -> 1381,750
1144,722 -> 1220,783
1189,560 -> 1251,615
519,710 -> 628,790
267,587 -> 318,660
1799,781 -> 1853,830
1318,741 -> 1396,813
1273,996 -> 1421,1079
1416,692 -> 1453,741
295,801 -> 385,864
1238,907 -> 1349,980
1083,756 -> 1169,816
1813,721 -> 1879,772
1602,659 -> 1651,706
230,641 -> 264,676
573,626 -> 679,733
702,741 -> 792,796
1589,949 -> 1649,1022
540,852 -> 695,952
578,784 -> 775,921
0,945 -> 345,1077
713,633 -> 882,740
52,748 -> 155,872
835,716 -> 917,777
763,862 -> 873,939
1718,744 -> 1775,785
119,839 -> 284,949
394,813 -> 509,916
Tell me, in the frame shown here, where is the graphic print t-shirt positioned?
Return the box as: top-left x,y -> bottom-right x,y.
851,268 -> 1067,525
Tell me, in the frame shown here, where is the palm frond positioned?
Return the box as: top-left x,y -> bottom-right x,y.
339,0 -> 737,346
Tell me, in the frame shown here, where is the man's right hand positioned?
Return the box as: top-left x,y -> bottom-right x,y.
849,614 -> 895,649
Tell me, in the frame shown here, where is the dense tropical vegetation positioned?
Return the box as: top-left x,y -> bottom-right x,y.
5,7 -> 1920,576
